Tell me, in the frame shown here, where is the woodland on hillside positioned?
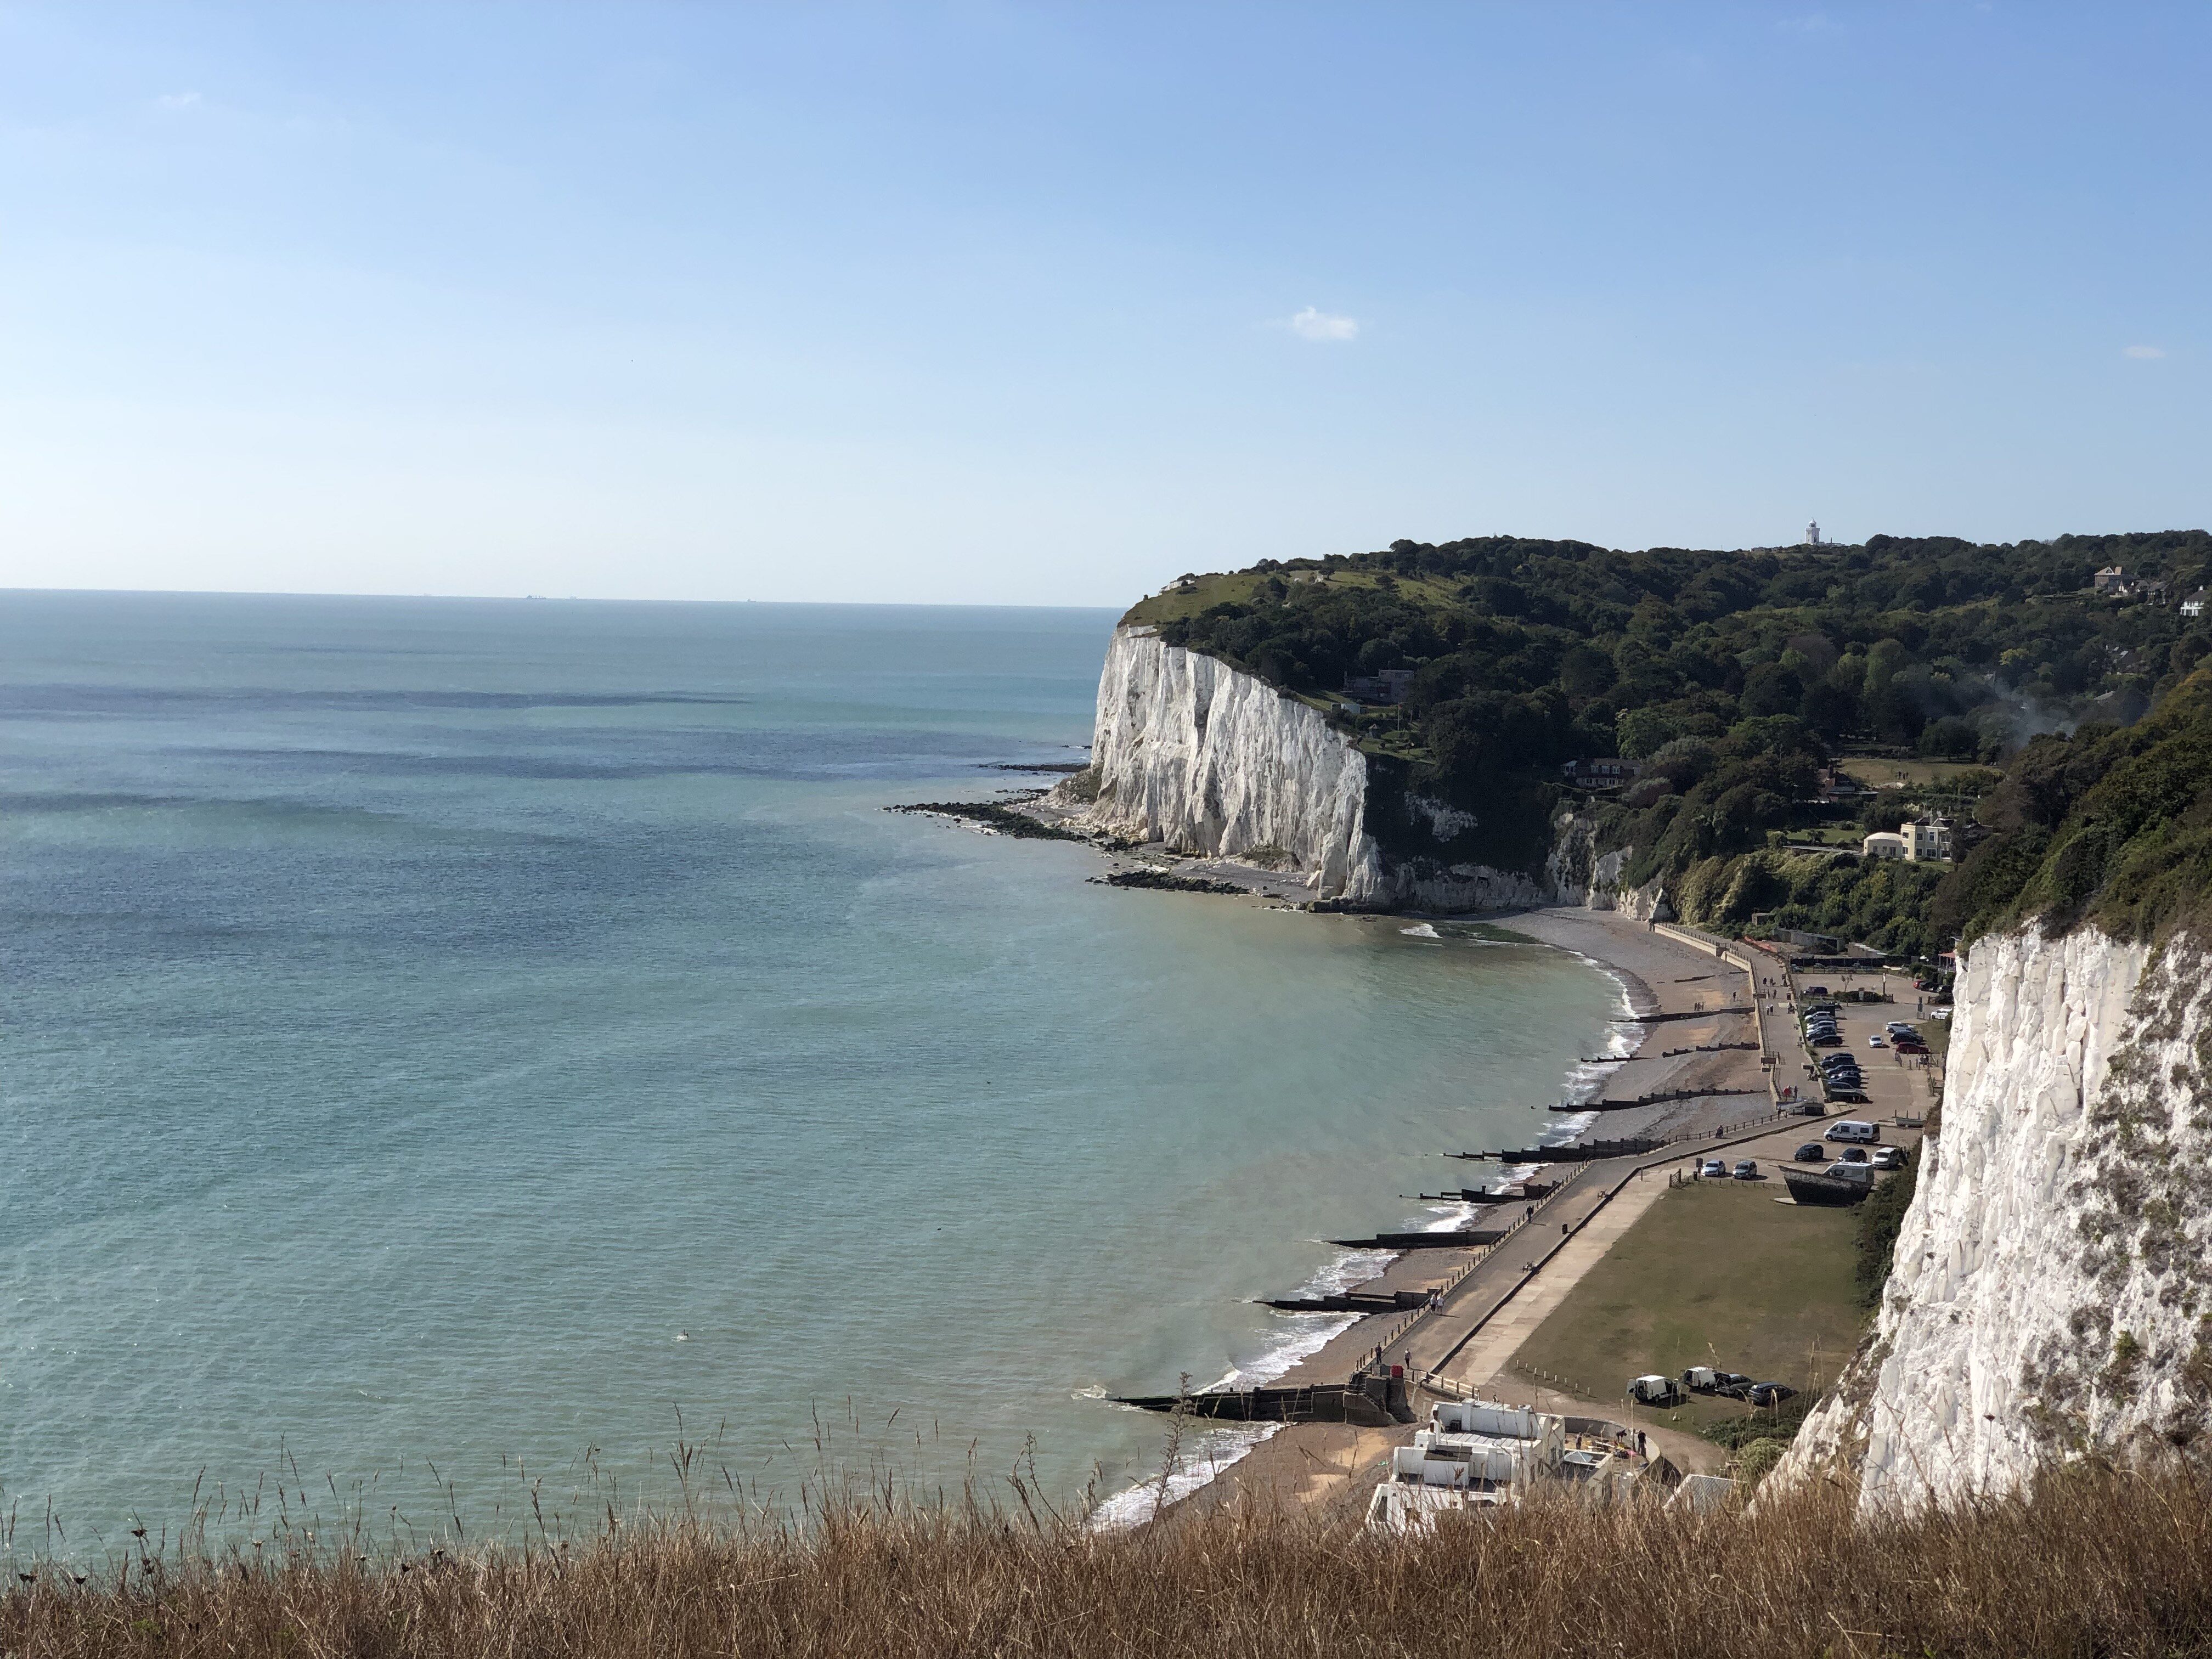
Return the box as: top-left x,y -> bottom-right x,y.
1135,532 -> 2212,960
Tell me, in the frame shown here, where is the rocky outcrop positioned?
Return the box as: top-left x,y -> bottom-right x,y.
1779,925 -> 2212,1513
1547,817 -> 1669,919
1054,627 -> 1627,911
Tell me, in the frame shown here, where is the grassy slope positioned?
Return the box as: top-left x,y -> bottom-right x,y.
13,1469 -> 2212,1658
1508,1180 -> 1867,1432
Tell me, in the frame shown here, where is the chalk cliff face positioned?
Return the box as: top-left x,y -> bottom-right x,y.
1058,627 -> 1609,911
1064,626 -> 1385,901
1781,925 -> 2212,1513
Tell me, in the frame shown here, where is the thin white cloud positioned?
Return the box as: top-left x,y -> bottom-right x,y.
1288,306 -> 1359,343
153,91 -> 202,111
2123,344 -> 2166,359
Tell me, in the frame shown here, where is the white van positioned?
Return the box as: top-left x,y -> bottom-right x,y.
1824,1119 -> 1880,1144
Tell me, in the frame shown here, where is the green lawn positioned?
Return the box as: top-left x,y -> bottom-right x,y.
1509,1180 -> 1867,1430
1836,756 -> 1995,789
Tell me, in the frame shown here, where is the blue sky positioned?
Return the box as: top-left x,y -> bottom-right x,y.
2,3 -> 2205,604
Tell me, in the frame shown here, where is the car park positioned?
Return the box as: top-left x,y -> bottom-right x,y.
1733,1160 -> 1759,1181
1795,1142 -> 1826,1161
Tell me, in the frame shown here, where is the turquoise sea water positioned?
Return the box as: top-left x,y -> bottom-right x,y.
0,592 -> 1624,1548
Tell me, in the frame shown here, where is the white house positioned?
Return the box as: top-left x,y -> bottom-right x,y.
1862,832 -> 1908,861
1904,819 -> 1951,861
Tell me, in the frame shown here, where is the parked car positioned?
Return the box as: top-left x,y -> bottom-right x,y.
1895,1040 -> 1929,1054
1824,1161 -> 1875,1185
1825,1120 -> 1880,1143
1628,1373 -> 1684,1406
1684,1369 -> 1752,1396
1867,1035 -> 1887,1048
1809,1031 -> 1844,1047
1838,1146 -> 1870,1164
1746,1382 -> 1798,1407
1733,1160 -> 1759,1181
1699,1158 -> 1729,1178
1795,1142 -> 1827,1162
1804,985 -> 1830,996
1871,1146 -> 1907,1170
1886,1022 -> 1916,1035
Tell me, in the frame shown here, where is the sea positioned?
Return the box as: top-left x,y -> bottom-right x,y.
0,591 -> 1630,1551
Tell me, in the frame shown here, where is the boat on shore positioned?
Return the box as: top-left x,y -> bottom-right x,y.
1782,1162 -> 1876,1206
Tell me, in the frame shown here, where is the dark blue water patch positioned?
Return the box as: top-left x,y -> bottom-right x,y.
0,685 -> 754,715
172,729 -> 1071,783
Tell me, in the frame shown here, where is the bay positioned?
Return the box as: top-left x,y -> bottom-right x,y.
0,591 -> 1623,1548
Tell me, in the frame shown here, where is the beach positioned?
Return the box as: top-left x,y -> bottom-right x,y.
1152,902 -> 1807,1518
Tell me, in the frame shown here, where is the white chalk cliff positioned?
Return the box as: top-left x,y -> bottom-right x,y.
1056,627 -> 1616,911
1780,924 -> 2212,1513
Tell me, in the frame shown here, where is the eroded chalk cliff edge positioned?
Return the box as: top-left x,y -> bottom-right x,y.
1051,625 -> 1656,912
1778,924 -> 2212,1514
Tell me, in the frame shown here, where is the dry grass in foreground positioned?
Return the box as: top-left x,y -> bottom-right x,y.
6,1463 -> 2211,1658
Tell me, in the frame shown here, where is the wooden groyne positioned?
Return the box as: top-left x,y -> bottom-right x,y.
1449,1137 -> 1665,1163
1113,1371 -> 1413,1426
1549,1085 -> 1763,1114
1611,1007 -> 1752,1025
1412,1183 -> 1559,1204
1327,1227 -> 1507,1250
1257,1289 -> 1432,1314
